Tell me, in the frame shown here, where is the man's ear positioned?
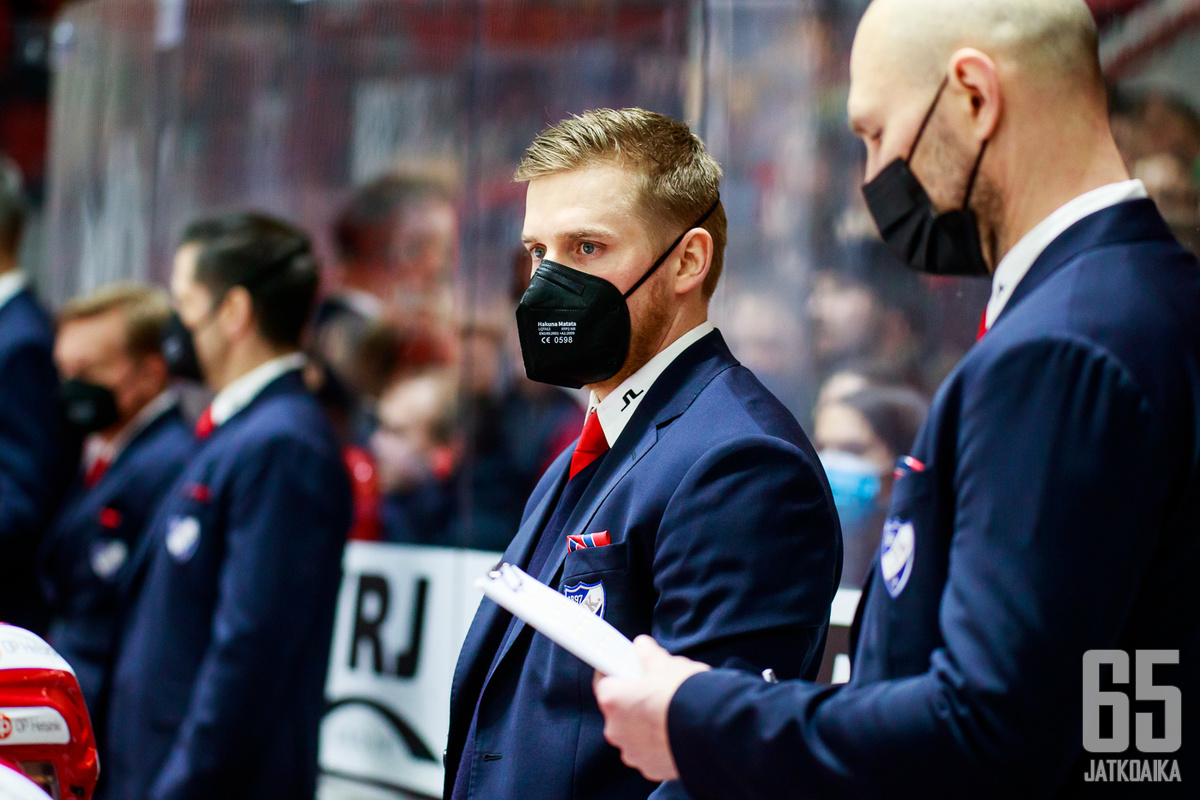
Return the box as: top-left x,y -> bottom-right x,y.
219,286 -> 256,339
673,228 -> 713,296
948,47 -> 1002,144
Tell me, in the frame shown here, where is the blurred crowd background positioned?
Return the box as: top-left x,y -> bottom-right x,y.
2,0 -> 1198,580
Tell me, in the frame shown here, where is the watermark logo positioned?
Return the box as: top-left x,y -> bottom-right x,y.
1082,649 -> 1182,783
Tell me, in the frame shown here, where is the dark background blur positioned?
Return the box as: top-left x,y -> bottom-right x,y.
2,0 -> 1197,551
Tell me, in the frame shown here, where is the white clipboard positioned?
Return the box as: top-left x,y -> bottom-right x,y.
475,563 -> 645,679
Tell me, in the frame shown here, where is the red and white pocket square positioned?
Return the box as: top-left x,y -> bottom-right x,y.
567,531 -> 611,552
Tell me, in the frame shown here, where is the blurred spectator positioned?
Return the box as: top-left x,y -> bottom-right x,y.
1107,83 -> 1145,168
0,165 -> 64,634
313,173 -> 458,396
39,283 -> 193,751
1110,87 -> 1200,182
814,359 -> 905,408
373,367 -> 463,545
105,212 -> 352,800
815,384 -> 929,589
1133,151 -> 1200,256
1136,90 -> 1200,178
808,238 -> 931,393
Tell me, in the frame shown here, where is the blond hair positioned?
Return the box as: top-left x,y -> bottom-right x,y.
515,108 -> 727,299
58,282 -> 171,359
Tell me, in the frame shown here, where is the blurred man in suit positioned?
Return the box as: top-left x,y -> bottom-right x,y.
0,176 -> 64,633
40,284 -> 193,746
596,2 -> 1200,798
445,108 -> 842,800
104,213 -> 352,800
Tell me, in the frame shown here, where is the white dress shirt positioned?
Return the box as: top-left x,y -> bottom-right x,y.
210,352 -> 307,426
588,321 -> 715,447
0,269 -> 28,312
985,180 -> 1148,329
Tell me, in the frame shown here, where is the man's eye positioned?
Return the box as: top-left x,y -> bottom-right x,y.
531,246 -> 545,260
580,242 -> 596,255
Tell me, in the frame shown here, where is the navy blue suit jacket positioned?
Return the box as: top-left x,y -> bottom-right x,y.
445,331 -> 842,800
104,371 -> 352,800
668,200 -> 1200,798
39,405 -> 194,740
0,287 -> 65,631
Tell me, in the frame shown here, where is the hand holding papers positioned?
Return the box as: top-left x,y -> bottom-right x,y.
475,563 -> 645,679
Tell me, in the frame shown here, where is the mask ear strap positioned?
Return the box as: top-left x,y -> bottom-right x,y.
623,196 -> 721,300
907,76 -> 950,163
961,138 -> 989,210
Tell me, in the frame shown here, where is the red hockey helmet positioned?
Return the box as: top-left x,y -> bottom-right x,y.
0,624 -> 98,799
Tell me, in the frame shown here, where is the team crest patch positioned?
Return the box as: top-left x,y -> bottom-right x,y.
880,518 -> 916,598
90,539 -> 129,581
166,516 -> 202,563
563,581 -> 606,618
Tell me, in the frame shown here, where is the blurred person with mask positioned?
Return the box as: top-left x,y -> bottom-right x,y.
103,213 -> 352,800
596,1 -> 1200,796
39,284 -> 193,749
372,366 -> 467,546
446,108 -> 841,800
808,237 -> 931,393
814,386 -> 929,589
0,164 -> 66,634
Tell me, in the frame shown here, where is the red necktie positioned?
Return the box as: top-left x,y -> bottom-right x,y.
83,456 -> 110,489
976,308 -> 989,342
195,406 -> 215,439
569,410 -> 609,480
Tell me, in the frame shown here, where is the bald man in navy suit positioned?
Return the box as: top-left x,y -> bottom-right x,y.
597,2 -> 1200,798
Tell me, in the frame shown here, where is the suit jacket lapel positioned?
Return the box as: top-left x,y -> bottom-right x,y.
995,198 -> 1172,329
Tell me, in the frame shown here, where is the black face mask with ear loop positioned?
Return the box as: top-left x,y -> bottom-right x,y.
515,197 -> 720,389
862,76 -> 992,277
160,310 -> 205,382
60,378 -> 120,434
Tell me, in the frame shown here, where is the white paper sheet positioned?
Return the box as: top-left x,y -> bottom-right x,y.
475,563 -> 645,679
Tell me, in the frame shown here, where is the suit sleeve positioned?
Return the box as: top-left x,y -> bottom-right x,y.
665,340 -> 1164,799
150,436 -> 352,799
0,339 -> 64,543
646,435 -> 842,800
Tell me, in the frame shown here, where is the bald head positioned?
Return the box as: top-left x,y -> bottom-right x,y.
849,0 -> 1129,274
855,0 -> 1101,97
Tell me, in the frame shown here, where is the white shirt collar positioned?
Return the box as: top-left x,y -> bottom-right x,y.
588,321 -> 714,447
335,288 -> 384,321
985,179 -> 1148,329
83,390 -> 178,473
0,270 -> 28,312
210,352 -> 306,426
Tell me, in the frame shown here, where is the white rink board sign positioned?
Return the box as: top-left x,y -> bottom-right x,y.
319,542 -> 500,800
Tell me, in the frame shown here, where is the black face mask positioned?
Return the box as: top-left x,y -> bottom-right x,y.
515,198 -> 719,389
60,378 -> 120,434
160,310 -> 204,382
862,77 -> 991,277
